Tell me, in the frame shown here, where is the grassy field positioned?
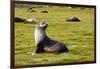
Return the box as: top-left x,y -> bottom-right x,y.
15,6 -> 95,66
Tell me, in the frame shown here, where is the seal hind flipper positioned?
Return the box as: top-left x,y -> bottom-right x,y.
44,42 -> 68,53
35,43 -> 44,53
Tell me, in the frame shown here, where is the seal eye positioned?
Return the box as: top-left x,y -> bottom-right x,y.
42,22 -> 45,25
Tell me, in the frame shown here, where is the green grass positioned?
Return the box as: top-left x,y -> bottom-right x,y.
15,6 -> 95,66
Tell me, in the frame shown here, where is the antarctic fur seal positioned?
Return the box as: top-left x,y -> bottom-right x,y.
41,10 -> 48,13
14,17 -> 25,22
32,21 -> 68,55
66,17 -> 80,22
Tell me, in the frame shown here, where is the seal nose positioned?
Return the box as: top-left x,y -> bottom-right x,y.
45,23 -> 48,26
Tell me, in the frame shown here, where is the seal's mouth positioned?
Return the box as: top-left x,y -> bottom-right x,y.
43,23 -> 48,30
45,23 -> 48,27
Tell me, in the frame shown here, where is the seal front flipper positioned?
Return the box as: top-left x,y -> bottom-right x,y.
35,43 -> 44,53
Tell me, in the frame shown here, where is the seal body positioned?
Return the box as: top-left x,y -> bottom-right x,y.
24,18 -> 37,24
34,21 -> 68,54
14,17 -> 25,22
